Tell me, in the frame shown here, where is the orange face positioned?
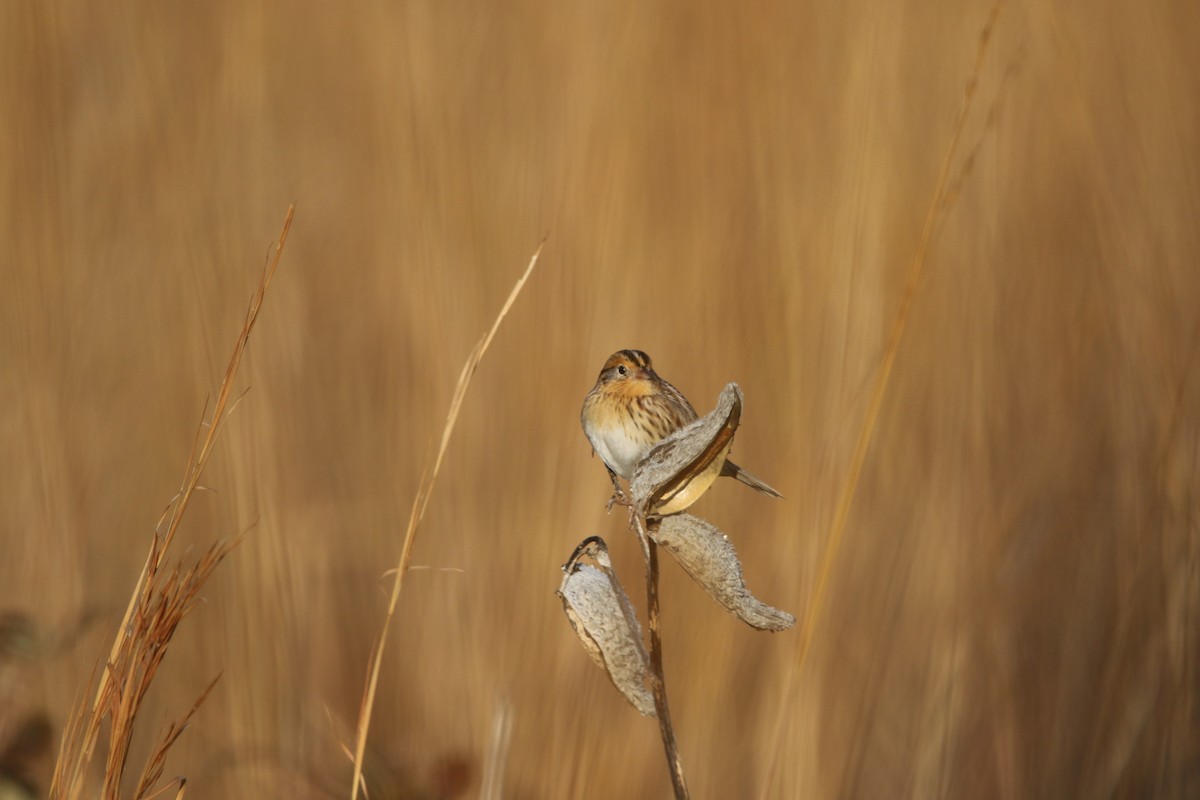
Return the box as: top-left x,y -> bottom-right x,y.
594,349 -> 656,394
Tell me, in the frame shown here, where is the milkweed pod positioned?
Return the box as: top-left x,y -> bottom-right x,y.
557,539 -> 656,716
651,514 -> 795,632
631,383 -> 742,516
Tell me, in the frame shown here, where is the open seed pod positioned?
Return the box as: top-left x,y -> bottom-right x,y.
651,514 -> 795,632
631,383 -> 742,516
557,538 -> 655,716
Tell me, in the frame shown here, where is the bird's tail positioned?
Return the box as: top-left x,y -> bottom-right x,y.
722,460 -> 783,499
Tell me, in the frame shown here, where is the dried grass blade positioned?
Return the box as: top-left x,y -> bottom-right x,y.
349,239 -> 544,800
48,206 -> 295,800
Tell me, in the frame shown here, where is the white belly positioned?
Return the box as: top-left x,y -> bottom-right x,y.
583,418 -> 648,480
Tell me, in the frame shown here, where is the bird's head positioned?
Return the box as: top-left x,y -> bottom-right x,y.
596,349 -> 655,385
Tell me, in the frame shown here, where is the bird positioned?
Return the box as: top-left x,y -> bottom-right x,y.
580,349 -> 782,503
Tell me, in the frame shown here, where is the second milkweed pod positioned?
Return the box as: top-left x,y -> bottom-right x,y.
631,383 -> 742,516
650,514 -> 795,632
557,539 -> 656,717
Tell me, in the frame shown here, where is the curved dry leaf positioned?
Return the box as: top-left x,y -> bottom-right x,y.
558,562 -> 655,716
631,383 -> 742,516
651,514 -> 795,632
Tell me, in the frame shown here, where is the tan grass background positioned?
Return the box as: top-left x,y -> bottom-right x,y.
2,1 -> 1199,797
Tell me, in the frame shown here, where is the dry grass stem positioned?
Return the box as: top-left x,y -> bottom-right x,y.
48,206 -> 296,800
349,239 -> 545,800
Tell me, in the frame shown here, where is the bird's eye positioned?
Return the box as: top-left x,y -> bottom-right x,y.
617,365 -> 627,376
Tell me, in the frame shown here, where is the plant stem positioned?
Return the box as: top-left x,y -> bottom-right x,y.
640,516 -> 690,799
349,240 -> 543,800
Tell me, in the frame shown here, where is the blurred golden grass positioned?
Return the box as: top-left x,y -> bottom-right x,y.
2,1 -> 1199,798
764,4 -> 1006,791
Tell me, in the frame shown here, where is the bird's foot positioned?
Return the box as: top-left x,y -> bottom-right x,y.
605,488 -> 634,514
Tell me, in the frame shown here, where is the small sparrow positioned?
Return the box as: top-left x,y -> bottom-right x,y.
580,349 -> 782,502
